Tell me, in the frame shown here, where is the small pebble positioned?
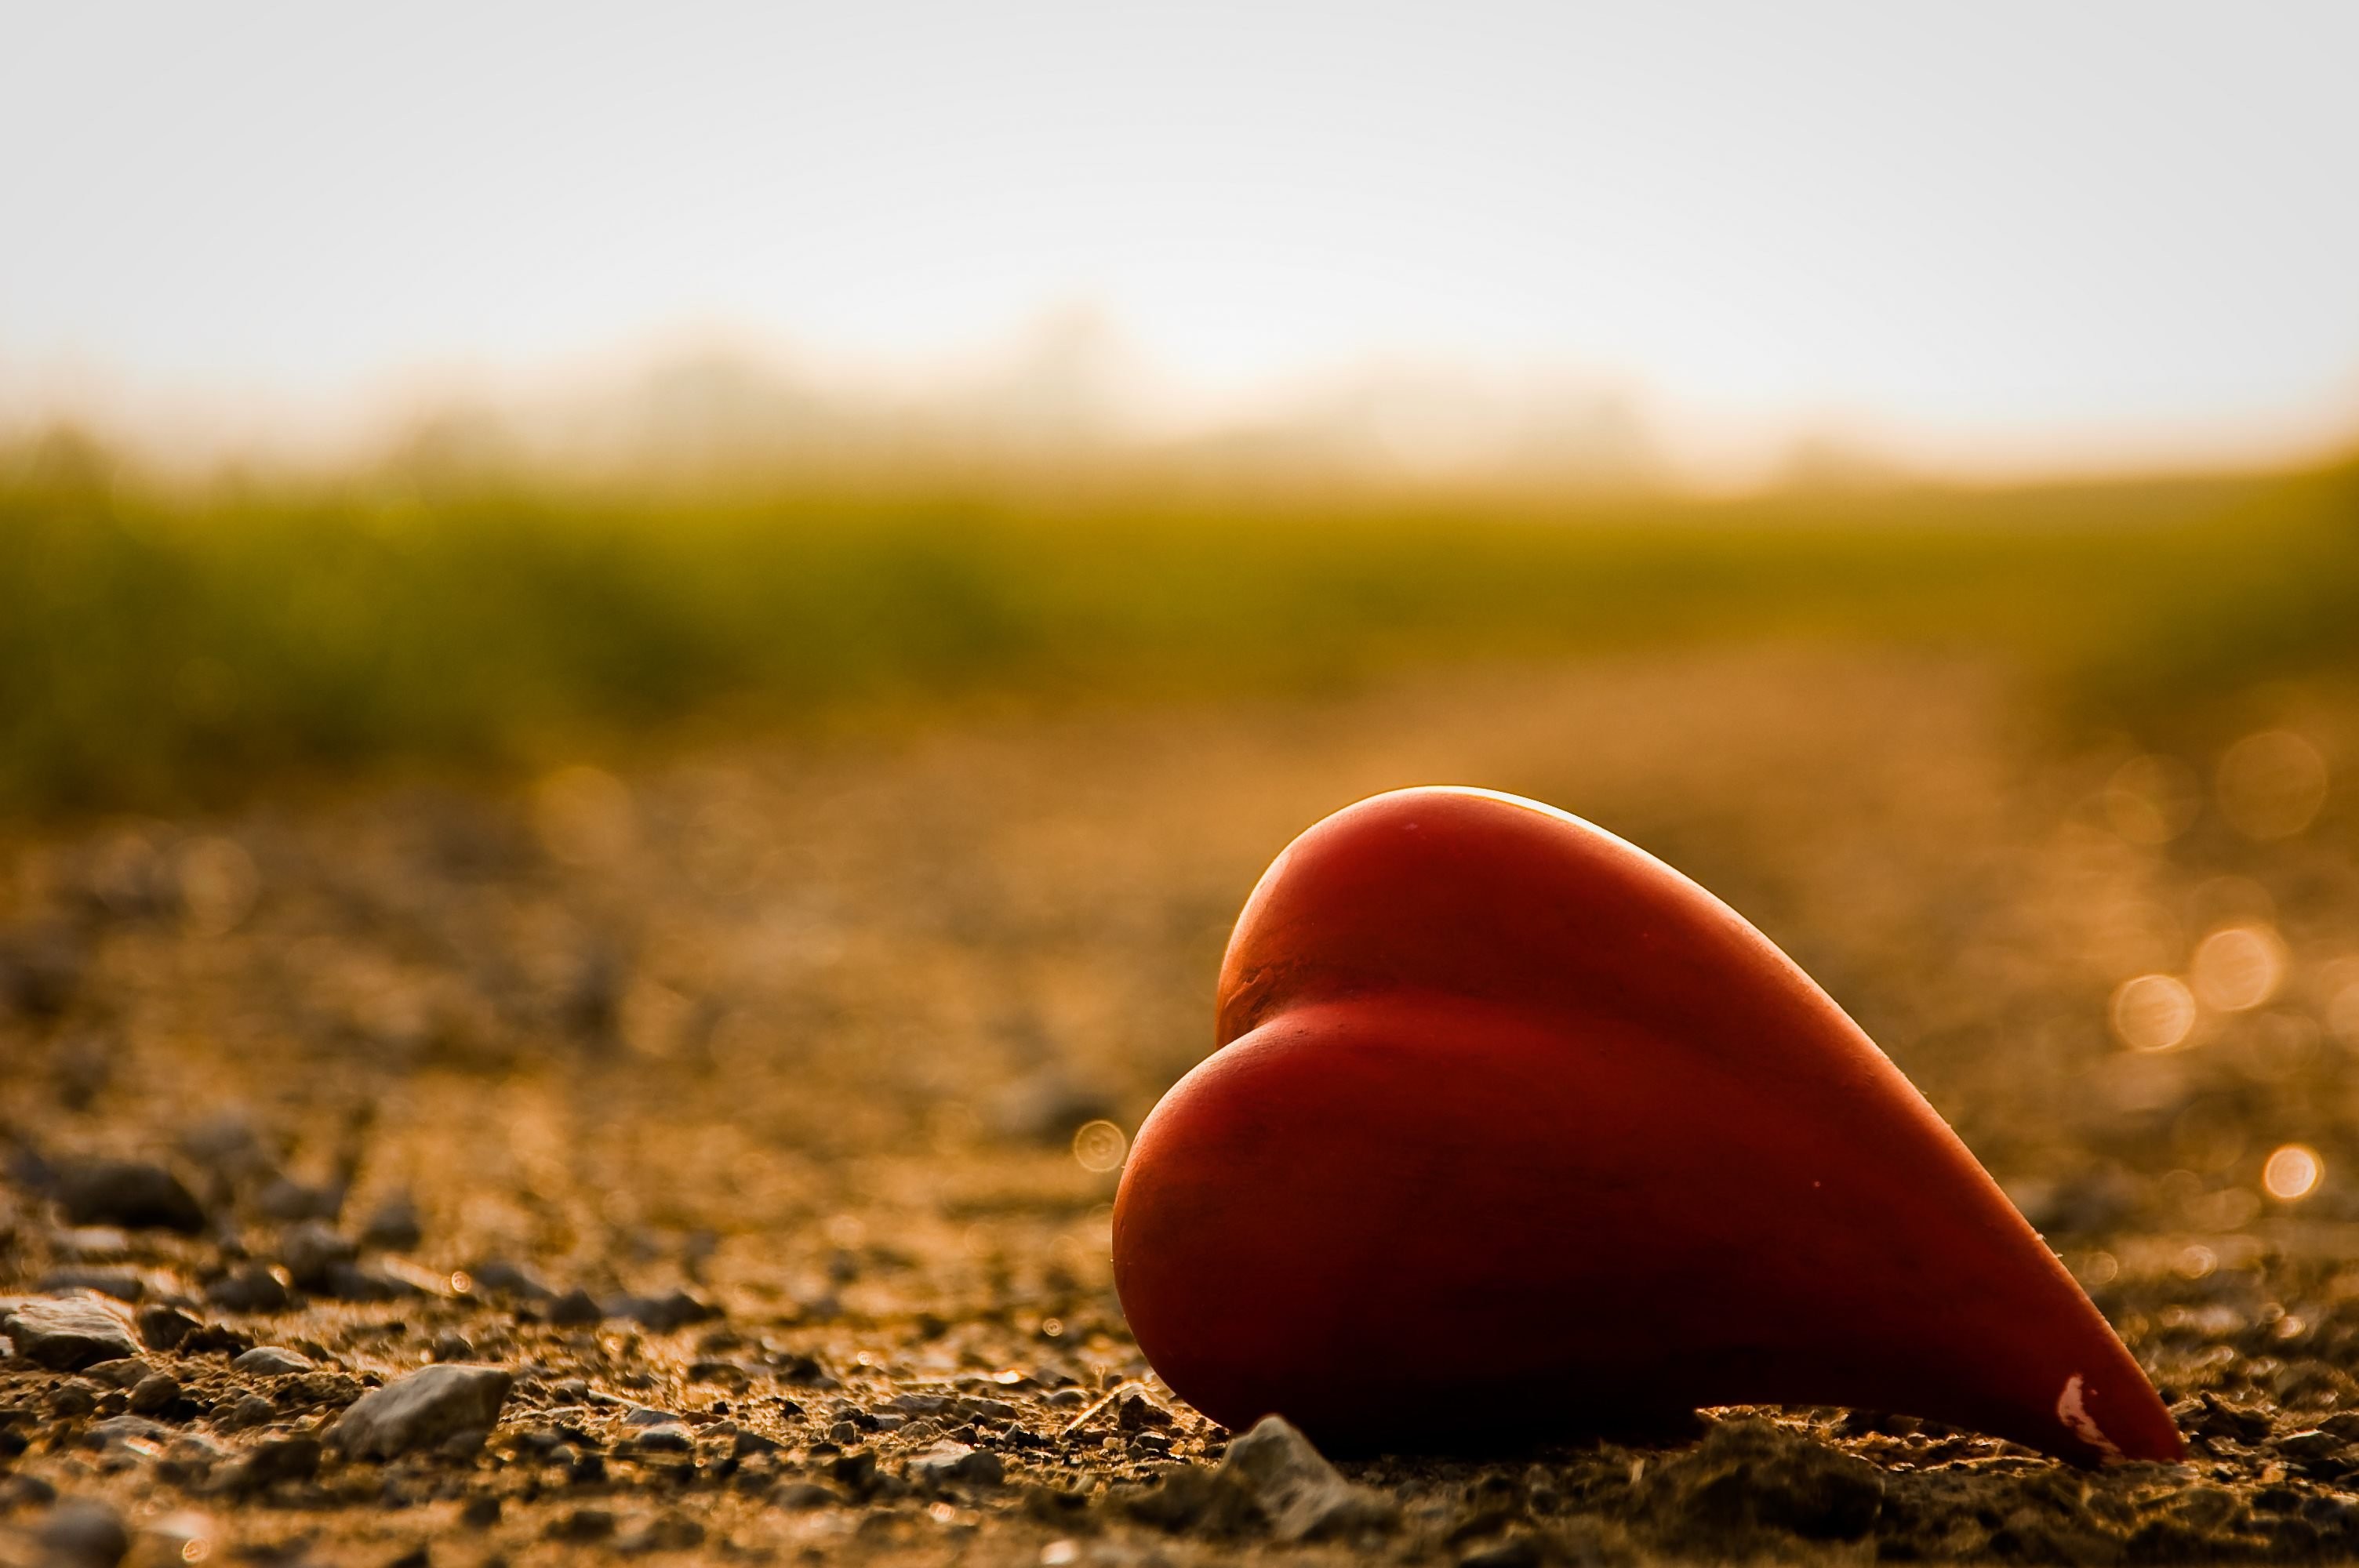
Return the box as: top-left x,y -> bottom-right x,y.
254,1175 -> 343,1222
81,1356 -> 151,1388
232,1344 -> 314,1375
36,1269 -> 146,1303
911,1439 -> 1005,1487
278,1219 -> 357,1289
467,1258 -> 554,1301
206,1265 -> 292,1313
218,1393 -> 278,1430
219,1433 -> 323,1494
54,1160 -> 206,1233
135,1303 -> 202,1352
773,1481 -> 836,1509
362,1194 -> 425,1251
551,1507 -> 616,1541
37,1498 -> 129,1567
546,1287 -> 602,1326
129,1371 -> 181,1414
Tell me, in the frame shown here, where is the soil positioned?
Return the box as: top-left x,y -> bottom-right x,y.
5,648 -> 2359,1566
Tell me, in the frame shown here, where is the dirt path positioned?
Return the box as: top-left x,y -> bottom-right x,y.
5,649 -> 2359,1566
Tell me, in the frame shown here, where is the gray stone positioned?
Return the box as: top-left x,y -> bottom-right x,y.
319,1260 -> 427,1301
129,1371 -> 182,1415
37,1498 -> 129,1567
1217,1415 -> 1397,1541
82,1356 -> 151,1388
617,1515 -> 705,1554
218,1433 -> 324,1494
277,1219 -> 356,1290
136,1304 -> 202,1352
217,1393 -> 278,1430
616,1421 -> 694,1456
205,1265 -> 290,1313
546,1286 -> 602,1325
330,1363 -> 513,1460
1126,1464 -> 1259,1535
1,1294 -> 140,1370
37,1269 -> 144,1303
80,1414 -> 173,1452
772,1481 -> 836,1508
0,1473 -> 58,1508
55,1160 -> 206,1233
466,1258 -> 554,1301
361,1193 -> 424,1251
255,1175 -> 342,1222
620,1405 -> 683,1426
551,1507 -> 616,1541
177,1111 -> 274,1182
609,1288 -> 719,1331
233,1345 -> 314,1376
908,1439 -> 1005,1487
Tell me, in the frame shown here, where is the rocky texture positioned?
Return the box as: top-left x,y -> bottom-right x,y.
1636,1418 -> 1886,1544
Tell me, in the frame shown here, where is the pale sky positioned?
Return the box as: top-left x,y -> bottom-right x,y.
5,2 -> 2358,478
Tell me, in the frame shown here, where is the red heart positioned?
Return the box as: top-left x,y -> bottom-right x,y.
1113,786 -> 2180,1464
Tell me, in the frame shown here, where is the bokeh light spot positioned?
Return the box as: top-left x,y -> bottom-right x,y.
2190,925 -> 2287,1011
2217,731 -> 2329,840
532,764 -> 638,866
2264,1143 -> 2323,1201
2103,754 -> 2200,844
2112,974 -> 2197,1051
1073,1119 -> 1129,1173
2327,972 -> 2359,1047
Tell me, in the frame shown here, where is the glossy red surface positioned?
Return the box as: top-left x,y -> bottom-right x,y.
1113,786 -> 2181,1463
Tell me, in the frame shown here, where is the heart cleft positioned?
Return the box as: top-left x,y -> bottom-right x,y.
1112,786 -> 2182,1465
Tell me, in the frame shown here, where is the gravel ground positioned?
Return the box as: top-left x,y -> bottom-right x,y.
4,648 -> 2359,1567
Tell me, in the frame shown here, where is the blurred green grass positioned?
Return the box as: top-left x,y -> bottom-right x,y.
4,430 -> 2354,816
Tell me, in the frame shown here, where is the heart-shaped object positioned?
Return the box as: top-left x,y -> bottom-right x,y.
1113,786 -> 2180,1464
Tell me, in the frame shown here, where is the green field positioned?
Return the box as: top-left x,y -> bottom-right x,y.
5,430 -> 2354,816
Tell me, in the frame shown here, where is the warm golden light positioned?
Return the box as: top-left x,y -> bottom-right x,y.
2112,975 -> 2197,1052
2264,1144 -> 2324,1202
2190,926 -> 2288,1012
